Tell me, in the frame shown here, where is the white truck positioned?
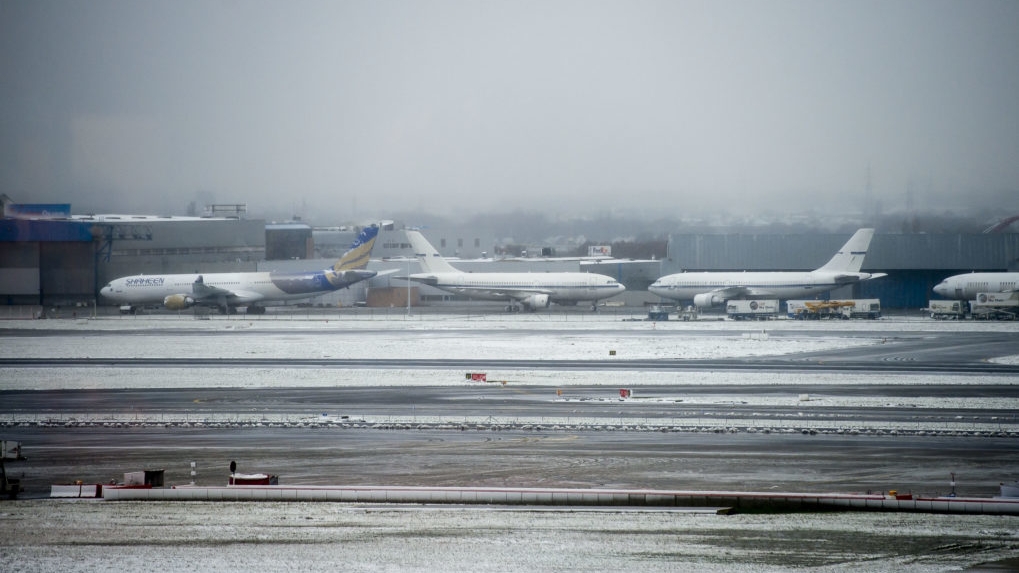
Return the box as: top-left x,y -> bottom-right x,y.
845,299 -> 882,319
927,299 -> 967,320
969,292 -> 1019,320
725,299 -> 779,320
1,441 -> 24,461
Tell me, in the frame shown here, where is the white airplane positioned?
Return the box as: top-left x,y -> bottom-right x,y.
100,224 -> 381,314
649,228 -> 886,308
932,272 -> 1019,300
404,230 -> 626,311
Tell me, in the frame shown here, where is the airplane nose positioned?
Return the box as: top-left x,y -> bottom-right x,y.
933,282 -> 947,296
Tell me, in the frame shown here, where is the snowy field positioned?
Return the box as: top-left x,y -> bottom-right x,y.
3,311 -> 1019,370
2,314 -> 1017,417
0,320 -> 882,361
2,313 -> 1018,572
3,313 -> 1018,431
3,500 -> 1018,572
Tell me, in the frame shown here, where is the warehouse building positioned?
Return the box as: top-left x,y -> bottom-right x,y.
1,201 -> 264,307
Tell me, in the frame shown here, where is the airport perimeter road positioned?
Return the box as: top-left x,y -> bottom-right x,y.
4,353 -> 1019,373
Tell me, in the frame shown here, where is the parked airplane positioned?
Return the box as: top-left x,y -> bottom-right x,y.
100,224 -> 381,314
932,272 -> 1019,300
403,230 -> 625,311
649,228 -> 885,308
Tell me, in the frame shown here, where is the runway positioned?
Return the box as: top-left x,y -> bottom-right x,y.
4,354 -> 1019,374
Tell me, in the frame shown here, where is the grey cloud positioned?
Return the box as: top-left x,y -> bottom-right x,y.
2,0 -> 1016,221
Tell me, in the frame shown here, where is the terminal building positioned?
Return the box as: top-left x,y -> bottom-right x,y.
1,197 -> 1017,311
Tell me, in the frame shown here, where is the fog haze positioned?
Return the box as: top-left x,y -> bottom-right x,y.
2,0 -> 1017,223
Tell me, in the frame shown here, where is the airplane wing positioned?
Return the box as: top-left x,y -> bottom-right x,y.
831,272 -> 887,283
190,276 -> 230,298
405,275 -> 554,300
190,276 -> 264,305
691,286 -> 752,307
215,290 -> 265,304
486,287 -> 556,301
711,286 -> 752,299
742,287 -> 778,298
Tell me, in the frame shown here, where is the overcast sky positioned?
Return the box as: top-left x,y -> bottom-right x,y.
2,0 -> 1017,223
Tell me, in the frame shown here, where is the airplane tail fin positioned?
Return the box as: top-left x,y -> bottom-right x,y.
405,229 -> 459,273
332,224 -> 380,272
816,228 -> 875,273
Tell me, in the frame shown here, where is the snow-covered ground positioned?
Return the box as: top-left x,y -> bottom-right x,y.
3,309 -> 1017,430
3,311 -> 1018,367
2,314 -> 1018,572
3,500 -> 1018,572
0,324 -> 879,360
2,313 -> 1017,428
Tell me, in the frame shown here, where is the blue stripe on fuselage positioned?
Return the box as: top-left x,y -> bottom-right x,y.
269,271 -> 335,295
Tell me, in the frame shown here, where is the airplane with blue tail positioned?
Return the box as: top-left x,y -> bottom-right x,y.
100,224 -> 381,314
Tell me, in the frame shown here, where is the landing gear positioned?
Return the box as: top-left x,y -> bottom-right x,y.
245,305 -> 266,315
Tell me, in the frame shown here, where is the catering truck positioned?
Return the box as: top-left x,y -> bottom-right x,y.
725,299 -> 779,320
927,300 -> 967,319
969,292 -> 1018,320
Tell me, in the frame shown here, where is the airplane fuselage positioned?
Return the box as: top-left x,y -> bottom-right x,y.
101,269 -> 375,308
649,228 -> 883,308
101,224 -> 380,312
649,271 -> 875,305
410,271 -> 625,306
932,272 -> 1019,300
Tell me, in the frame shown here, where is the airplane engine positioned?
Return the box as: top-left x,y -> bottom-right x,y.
521,293 -> 551,310
163,294 -> 196,311
693,292 -> 724,309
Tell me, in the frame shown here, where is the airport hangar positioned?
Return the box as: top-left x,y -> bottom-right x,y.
1,206 -> 1017,310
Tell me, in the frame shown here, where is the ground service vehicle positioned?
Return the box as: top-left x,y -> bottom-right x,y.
787,299 -> 881,319
969,292 -> 1018,320
928,300 -> 966,319
726,299 -> 779,320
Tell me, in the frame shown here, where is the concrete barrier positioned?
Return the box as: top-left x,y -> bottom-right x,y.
97,485 -> 1019,515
